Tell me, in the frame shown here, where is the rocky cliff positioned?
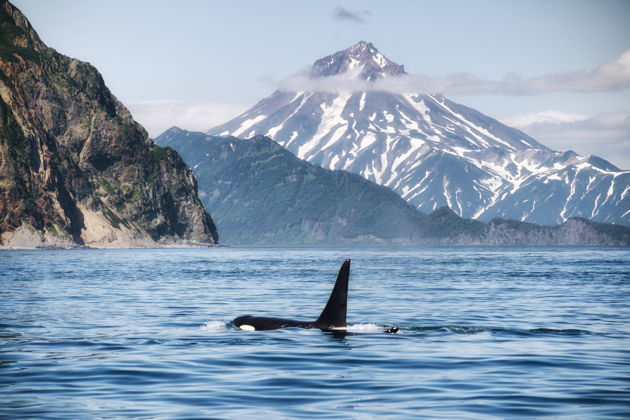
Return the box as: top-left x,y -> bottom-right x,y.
0,1 -> 217,248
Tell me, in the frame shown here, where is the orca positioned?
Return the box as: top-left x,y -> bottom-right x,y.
233,259 -> 351,331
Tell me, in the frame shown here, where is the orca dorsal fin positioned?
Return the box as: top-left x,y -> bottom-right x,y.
315,259 -> 350,329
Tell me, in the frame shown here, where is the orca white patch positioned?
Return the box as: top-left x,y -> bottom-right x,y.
239,324 -> 255,331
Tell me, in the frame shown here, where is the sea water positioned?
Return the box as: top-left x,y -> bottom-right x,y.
1,246 -> 629,418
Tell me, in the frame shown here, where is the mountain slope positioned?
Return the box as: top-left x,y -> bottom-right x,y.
157,128 -> 630,246
157,128 -> 487,244
207,41 -> 629,226
0,0 -> 218,248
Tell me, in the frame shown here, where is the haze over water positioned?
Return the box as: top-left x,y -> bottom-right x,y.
1,246 -> 629,418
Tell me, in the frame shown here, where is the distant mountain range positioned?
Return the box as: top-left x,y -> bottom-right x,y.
0,0 -> 217,248
157,128 -> 630,245
207,41 -> 629,227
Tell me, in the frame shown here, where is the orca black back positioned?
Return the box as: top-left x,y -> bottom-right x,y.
232,259 -> 351,331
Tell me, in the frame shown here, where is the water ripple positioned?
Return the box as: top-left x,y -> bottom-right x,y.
1,246 -> 629,418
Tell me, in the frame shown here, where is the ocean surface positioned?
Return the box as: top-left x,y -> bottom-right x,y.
1,246 -> 629,419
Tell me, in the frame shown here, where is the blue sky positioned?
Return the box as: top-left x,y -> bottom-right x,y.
13,0 -> 630,168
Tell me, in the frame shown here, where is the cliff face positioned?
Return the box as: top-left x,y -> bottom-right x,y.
0,1 -> 217,248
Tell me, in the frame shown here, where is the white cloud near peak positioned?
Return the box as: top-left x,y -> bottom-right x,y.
278,49 -> 630,95
523,49 -> 630,93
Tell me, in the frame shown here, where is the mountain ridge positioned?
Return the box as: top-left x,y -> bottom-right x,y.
158,127 -> 630,245
156,128 -> 442,244
206,41 -> 629,226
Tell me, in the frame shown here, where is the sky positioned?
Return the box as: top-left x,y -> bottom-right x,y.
12,0 -> 630,169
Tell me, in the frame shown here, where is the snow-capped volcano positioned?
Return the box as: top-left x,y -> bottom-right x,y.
207,42 -> 629,226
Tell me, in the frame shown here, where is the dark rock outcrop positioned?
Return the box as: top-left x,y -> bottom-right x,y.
486,218 -> 630,246
0,1 -> 217,248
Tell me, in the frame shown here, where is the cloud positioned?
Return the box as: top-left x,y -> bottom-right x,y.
125,100 -> 250,138
332,6 -> 371,23
278,49 -> 630,95
278,70 -> 510,95
521,50 -> 630,93
502,110 -> 630,169
501,110 -> 590,128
